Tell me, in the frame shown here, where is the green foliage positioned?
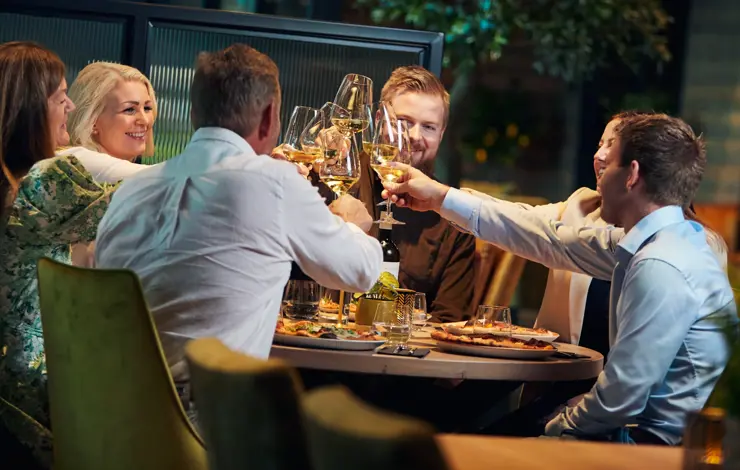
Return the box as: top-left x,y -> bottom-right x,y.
355,0 -> 671,81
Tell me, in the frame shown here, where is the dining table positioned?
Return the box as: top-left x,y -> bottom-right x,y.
270,335 -> 604,382
436,434 -> 682,469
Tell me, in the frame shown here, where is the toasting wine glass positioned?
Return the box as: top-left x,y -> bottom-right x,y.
370,108 -> 411,225
318,133 -> 360,198
282,106 -> 320,166
332,74 -> 372,136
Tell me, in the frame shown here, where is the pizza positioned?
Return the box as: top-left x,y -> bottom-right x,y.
431,330 -> 555,351
275,320 -> 382,341
446,321 -> 558,339
318,299 -> 358,313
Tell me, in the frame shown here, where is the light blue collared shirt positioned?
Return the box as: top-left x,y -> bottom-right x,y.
440,190 -> 736,444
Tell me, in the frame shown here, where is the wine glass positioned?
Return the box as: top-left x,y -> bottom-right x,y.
370,109 -> 411,225
318,132 -> 360,198
332,74 -> 372,136
282,106 -> 320,166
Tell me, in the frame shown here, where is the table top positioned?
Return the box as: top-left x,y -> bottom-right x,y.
436,434 -> 681,469
270,337 -> 603,381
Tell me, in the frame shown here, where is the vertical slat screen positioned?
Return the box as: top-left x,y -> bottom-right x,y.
147,24 -> 421,163
0,12 -> 125,85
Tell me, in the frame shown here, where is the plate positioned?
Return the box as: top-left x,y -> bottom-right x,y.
442,322 -> 559,343
434,340 -> 556,360
273,333 -> 385,351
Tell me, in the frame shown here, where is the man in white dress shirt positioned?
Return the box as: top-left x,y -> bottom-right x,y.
95,44 -> 383,380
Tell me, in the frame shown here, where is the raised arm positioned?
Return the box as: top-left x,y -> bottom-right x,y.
440,188 -> 621,280
57,146 -> 153,183
281,169 -> 382,293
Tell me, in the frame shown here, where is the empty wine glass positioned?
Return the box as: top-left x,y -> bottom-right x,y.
282,106 -> 320,165
318,133 -> 360,197
332,74 -> 372,136
371,110 -> 411,225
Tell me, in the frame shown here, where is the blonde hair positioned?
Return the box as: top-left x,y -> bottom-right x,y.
380,65 -> 450,128
67,62 -> 157,158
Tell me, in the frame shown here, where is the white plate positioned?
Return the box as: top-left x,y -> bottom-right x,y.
273,333 -> 385,351
441,322 -> 559,343
434,340 -> 556,360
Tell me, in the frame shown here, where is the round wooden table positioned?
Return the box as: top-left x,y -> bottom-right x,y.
270,338 -> 603,382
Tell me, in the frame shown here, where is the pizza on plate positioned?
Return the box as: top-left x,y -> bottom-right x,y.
431,330 -> 555,351
446,321 -> 558,338
276,320 -> 382,341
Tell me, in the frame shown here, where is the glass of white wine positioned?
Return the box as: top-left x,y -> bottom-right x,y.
332,74 -> 372,136
370,108 -> 411,225
318,133 -> 360,197
282,106 -> 321,166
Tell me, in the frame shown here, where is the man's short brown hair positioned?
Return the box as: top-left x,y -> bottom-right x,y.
615,114 -> 705,207
190,44 -> 279,136
380,65 -> 449,127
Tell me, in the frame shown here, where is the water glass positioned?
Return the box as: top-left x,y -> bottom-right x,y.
282,280 -> 322,321
373,289 -> 413,345
493,306 -> 513,337
412,292 -> 428,328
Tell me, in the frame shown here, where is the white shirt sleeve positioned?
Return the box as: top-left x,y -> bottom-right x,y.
440,187 -> 621,280
280,170 -> 383,292
56,147 -> 155,183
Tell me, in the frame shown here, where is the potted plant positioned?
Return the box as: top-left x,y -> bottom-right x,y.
354,272 -> 399,326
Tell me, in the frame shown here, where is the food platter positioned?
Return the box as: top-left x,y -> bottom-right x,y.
274,320 -> 385,351
443,321 -> 560,343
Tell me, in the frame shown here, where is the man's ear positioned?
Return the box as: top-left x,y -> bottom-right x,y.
258,100 -> 275,140
626,160 -> 640,191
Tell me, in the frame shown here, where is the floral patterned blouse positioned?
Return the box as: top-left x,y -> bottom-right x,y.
0,155 -> 118,467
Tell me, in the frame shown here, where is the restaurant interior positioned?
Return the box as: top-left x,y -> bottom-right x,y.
0,0 -> 739,469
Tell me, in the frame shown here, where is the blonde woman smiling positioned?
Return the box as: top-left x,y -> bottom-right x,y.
60,62 -> 159,265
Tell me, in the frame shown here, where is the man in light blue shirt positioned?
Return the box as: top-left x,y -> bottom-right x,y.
381,113 -> 737,445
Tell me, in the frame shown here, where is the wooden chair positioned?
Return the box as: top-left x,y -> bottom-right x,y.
36,258 -> 206,470
303,386 -> 448,470
185,337 -> 310,470
473,240 -> 528,309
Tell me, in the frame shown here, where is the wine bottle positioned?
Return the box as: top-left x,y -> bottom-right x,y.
378,216 -> 400,279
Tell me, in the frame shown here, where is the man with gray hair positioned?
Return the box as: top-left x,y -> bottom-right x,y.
96,44 -> 382,380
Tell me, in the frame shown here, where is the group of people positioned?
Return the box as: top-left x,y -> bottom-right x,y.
0,37 -> 736,469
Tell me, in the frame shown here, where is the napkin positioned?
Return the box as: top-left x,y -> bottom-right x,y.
376,345 -> 430,358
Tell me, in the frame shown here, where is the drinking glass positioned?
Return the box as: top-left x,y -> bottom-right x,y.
282,280 -> 322,321
282,106 -> 320,165
371,110 -> 411,225
468,305 -> 494,328
318,134 -> 360,197
372,289 -> 413,345
412,292 -> 429,328
332,74 -> 372,136
492,305 -> 513,337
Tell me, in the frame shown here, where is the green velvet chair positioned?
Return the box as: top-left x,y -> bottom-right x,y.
36,257 -> 207,470
302,386 -> 449,470
185,337 -> 310,470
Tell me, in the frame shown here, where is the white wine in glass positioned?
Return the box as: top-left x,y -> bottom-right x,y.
332,74 -> 372,136
282,106 -> 320,165
371,113 -> 411,225
319,135 -> 361,197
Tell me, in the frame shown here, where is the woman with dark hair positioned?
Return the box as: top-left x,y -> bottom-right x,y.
0,41 -> 119,468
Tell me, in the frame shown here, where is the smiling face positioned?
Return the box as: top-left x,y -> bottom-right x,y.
388,91 -> 446,174
93,80 -> 154,161
598,135 -> 642,227
594,118 -> 620,193
47,78 -> 76,147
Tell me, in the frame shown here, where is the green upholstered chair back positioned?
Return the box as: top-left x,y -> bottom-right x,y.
36,257 -> 207,470
302,386 -> 449,470
185,337 -> 310,470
